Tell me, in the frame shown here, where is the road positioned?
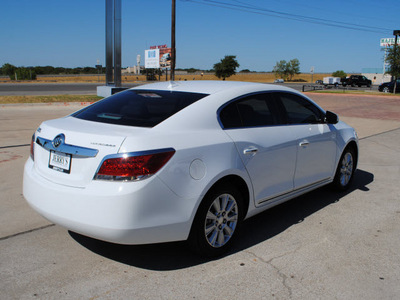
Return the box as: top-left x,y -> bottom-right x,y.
1,94 -> 400,299
0,82 -> 378,96
0,83 -> 140,96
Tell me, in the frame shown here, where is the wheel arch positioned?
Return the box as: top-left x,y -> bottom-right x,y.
343,140 -> 359,169
190,174 -> 251,234
187,174 -> 250,256
203,175 -> 250,218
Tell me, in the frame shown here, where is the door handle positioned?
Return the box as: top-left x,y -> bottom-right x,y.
243,147 -> 258,155
299,140 -> 310,147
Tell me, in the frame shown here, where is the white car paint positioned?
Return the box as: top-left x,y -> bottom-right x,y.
23,81 -> 358,247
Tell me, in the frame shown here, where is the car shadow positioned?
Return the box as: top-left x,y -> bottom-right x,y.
69,169 -> 373,271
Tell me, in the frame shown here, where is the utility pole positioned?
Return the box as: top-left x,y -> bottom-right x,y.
105,0 -> 113,85
393,30 -> 400,94
105,0 -> 121,87
114,0 -> 122,87
171,0 -> 176,81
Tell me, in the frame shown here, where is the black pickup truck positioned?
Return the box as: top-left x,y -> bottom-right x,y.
341,75 -> 372,87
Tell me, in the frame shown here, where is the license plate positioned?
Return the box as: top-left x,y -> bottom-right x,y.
49,151 -> 71,174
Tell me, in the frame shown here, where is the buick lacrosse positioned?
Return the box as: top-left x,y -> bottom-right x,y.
23,81 -> 358,257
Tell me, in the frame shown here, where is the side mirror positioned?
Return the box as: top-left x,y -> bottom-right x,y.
325,111 -> 339,124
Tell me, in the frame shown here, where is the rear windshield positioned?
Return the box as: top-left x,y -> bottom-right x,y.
72,89 -> 208,127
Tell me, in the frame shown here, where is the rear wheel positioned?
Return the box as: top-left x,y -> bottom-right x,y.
188,185 -> 243,257
332,147 -> 356,190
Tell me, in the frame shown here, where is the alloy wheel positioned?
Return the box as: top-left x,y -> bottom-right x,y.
340,152 -> 353,187
204,193 -> 238,248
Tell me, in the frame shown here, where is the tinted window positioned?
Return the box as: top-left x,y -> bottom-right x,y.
73,90 -> 208,127
277,93 -> 324,124
219,93 -> 277,129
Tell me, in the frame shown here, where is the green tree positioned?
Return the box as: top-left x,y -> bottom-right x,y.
386,45 -> 400,79
273,60 -> 287,80
214,55 -> 240,80
273,59 -> 301,81
2,63 -> 17,79
15,68 -> 36,80
332,70 -> 347,78
287,59 -> 300,80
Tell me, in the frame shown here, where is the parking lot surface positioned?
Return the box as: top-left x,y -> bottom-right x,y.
1,94 -> 400,299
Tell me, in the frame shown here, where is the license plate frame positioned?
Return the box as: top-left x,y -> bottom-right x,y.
49,151 -> 71,174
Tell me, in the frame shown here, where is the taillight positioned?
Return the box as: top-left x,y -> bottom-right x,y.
94,149 -> 175,181
30,134 -> 35,161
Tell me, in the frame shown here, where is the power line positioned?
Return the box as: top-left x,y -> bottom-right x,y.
182,0 -> 392,34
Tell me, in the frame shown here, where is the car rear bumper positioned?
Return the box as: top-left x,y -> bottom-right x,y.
23,158 -> 196,245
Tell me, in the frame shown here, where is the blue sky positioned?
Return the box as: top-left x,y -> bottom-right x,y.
0,0 -> 398,73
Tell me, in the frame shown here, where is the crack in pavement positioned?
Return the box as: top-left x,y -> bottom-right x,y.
244,248 -> 303,299
359,127 -> 400,141
0,144 -> 30,149
0,224 -> 55,242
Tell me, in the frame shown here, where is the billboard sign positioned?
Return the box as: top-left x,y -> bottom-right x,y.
380,38 -> 400,47
146,45 -> 171,69
145,49 -> 160,68
159,47 -> 172,69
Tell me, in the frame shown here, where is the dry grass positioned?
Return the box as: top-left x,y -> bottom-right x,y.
1,73 -> 328,83
0,95 -> 103,104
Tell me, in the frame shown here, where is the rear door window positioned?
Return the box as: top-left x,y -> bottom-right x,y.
73,89 -> 208,127
219,93 -> 278,129
275,92 -> 324,124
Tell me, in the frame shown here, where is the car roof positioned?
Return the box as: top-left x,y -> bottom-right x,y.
131,80 -> 295,95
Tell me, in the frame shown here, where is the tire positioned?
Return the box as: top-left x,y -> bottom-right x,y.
383,87 -> 390,93
188,184 -> 244,257
332,147 -> 356,191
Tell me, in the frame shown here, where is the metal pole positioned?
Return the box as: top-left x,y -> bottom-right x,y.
105,0 -> 113,85
171,0 -> 176,81
393,32 -> 399,94
114,0 -> 122,87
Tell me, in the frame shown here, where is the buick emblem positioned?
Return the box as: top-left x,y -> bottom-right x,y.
53,134 -> 65,148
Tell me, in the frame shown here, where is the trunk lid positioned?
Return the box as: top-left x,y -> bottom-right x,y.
33,116 -> 149,188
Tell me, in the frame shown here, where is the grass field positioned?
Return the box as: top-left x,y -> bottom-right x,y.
1,72 -> 328,83
1,73 -> 398,104
0,95 -> 102,104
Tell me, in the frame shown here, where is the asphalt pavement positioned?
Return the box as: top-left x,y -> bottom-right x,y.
0,83 -> 140,96
1,93 -> 399,299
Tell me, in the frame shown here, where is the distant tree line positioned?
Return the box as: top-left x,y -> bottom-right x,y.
1,63 -> 105,80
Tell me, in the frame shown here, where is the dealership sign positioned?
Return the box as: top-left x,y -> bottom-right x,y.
145,45 -> 171,69
380,38 -> 400,47
145,49 -> 160,68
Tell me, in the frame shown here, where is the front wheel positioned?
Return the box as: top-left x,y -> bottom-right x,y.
188,185 -> 244,257
332,147 -> 356,191
383,87 -> 390,93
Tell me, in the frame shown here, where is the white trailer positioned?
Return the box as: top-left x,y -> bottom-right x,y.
323,77 -> 341,86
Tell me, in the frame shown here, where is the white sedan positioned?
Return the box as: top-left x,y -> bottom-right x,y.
23,81 -> 358,257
